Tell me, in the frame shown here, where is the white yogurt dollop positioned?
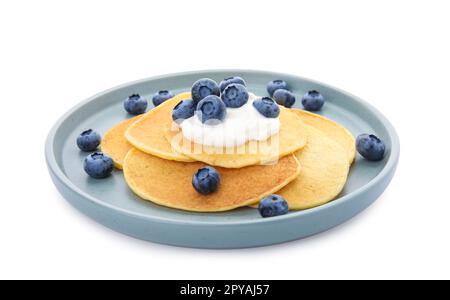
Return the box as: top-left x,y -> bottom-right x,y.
180,93 -> 280,147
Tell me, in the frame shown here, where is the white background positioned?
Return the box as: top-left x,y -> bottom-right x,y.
1,0 -> 449,280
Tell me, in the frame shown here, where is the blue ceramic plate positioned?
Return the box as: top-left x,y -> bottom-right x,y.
45,70 -> 399,249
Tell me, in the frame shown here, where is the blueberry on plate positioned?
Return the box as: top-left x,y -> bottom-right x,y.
356,134 -> 386,161
172,99 -> 196,123
258,194 -> 289,218
124,94 -> 148,115
267,79 -> 288,96
152,90 -> 174,107
301,90 -> 324,111
273,89 -> 296,108
191,78 -> 220,103
219,76 -> 246,93
192,166 -> 220,195
252,97 -> 280,118
221,83 -> 249,108
77,129 -> 101,152
195,95 -> 226,125
83,152 -> 114,179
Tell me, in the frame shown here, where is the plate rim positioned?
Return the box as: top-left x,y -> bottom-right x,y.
45,69 -> 400,226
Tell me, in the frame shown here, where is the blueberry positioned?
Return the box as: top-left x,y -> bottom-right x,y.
192,166 -> 220,195
273,89 -> 296,108
252,97 -> 280,118
258,194 -> 289,218
221,84 -> 249,108
191,78 -> 220,103
124,94 -> 148,115
267,79 -> 288,96
356,134 -> 386,161
172,99 -> 196,123
77,129 -> 101,152
83,152 -> 114,179
195,95 -> 226,125
301,90 -> 324,111
152,90 -> 174,107
219,76 -> 246,93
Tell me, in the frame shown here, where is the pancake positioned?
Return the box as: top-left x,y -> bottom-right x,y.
165,107 -> 308,168
251,125 -> 349,210
101,115 -> 142,169
292,109 -> 356,164
125,92 -> 195,162
123,148 -> 301,212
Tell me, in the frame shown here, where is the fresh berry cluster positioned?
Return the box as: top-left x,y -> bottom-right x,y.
172,76 -> 290,125
123,89 -> 176,115
267,79 -> 326,111
76,129 -> 114,178
173,77 -> 250,124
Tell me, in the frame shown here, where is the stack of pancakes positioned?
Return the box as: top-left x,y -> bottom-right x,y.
101,92 -> 355,212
